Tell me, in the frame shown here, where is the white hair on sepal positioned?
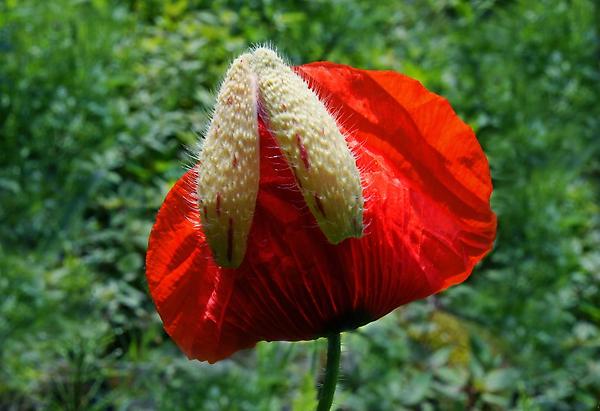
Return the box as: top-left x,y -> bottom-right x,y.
301,72 -> 350,130
302,70 -> 352,128
179,169 -> 204,233
183,103 -> 216,172
361,217 -> 374,237
361,191 -> 375,206
355,157 -> 374,178
348,136 -> 368,161
180,166 -> 199,205
184,144 -> 202,171
336,109 -> 370,232
256,94 -> 269,126
288,198 -> 312,214
301,220 -> 322,231
265,150 -> 291,172
175,102 -> 212,172
186,49 -> 254,165
250,41 -> 277,54
249,42 -> 291,65
302,72 -> 367,176
260,112 -> 280,141
277,179 -> 302,191
298,67 -> 325,94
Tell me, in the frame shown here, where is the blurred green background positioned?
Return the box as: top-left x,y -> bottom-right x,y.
1,0 -> 599,409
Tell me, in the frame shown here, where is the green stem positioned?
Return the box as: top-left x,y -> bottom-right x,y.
316,333 -> 341,411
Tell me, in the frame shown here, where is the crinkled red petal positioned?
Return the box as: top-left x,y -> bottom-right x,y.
297,62 -> 497,286
146,63 -> 496,363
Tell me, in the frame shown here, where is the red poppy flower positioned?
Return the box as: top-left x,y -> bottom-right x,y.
146,59 -> 496,363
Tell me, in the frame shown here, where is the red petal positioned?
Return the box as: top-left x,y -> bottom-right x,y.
146,64 -> 496,362
296,62 -> 497,287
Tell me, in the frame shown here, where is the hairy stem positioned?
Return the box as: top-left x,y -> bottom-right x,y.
316,333 -> 341,411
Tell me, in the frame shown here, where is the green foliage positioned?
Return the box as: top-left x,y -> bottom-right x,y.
1,0 -> 599,409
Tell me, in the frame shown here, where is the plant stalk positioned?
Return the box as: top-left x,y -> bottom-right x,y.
316,333 -> 341,411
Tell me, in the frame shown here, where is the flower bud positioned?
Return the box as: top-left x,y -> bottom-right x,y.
250,47 -> 364,244
196,54 -> 259,268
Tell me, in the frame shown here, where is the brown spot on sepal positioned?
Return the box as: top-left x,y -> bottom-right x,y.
295,133 -> 310,170
314,194 -> 326,217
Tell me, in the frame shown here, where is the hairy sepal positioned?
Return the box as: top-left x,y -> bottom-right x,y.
250,47 -> 364,244
196,54 -> 260,268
